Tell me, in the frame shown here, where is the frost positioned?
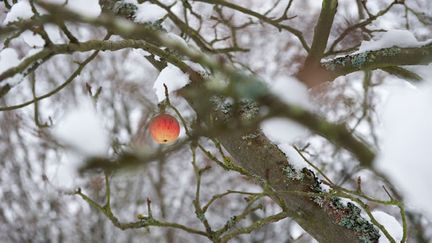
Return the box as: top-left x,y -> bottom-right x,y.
358,29 -> 430,53
153,63 -> 190,102
261,118 -> 309,145
3,1 -> 33,25
53,101 -> 109,157
371,211 -> 402,243
376,81 -> 432,217
135,2 -> 166,23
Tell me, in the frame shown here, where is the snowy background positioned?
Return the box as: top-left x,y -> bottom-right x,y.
1,0 -> 432,242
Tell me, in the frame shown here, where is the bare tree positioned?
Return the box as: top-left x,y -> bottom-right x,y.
1,0 -> 431,242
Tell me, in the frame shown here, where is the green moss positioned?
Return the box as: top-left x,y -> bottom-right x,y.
115,2 -> 138,20
239,99 -> 259,120
225,216 -> 237,229
335,201 -> 380,242
210,96 -> 233,115
283,165 -> 304,181
196,211 -> 205,222
382,47 -> 401,56
351,52 -> 368,68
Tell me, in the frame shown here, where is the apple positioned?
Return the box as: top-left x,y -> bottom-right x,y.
148,114 -> 180,144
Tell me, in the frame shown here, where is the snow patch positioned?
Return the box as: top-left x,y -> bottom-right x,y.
53,101 -> 109,157
277,144 -> 310,170
376,81 -> 432,217
44,24 -> 63,44
372,211 -> 402,243
153,64 -> 190,102
49,100 -> 110,189
261,118 -> 309,145
166,32 -> 188,47
290,222 -> 305,239
4,0 -> 100,23
0,48 -> 20,73
269,75 -> 313,110
0,48 -> 22,86
183,60 -> 207,73
65,0 -> 101,18
358,29 -> 430,53
22,30 -> 45,47
3,1 -> 33,25
135,2 -> 166,23
40,0 -> 101,18
262,76 -> 312,145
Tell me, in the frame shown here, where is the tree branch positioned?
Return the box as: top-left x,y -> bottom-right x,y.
297,0 -> 338,87
11,3 -> 391,242
321,43 -> 432,80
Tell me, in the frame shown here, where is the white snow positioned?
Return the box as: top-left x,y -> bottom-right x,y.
403,64 -> 432,81
3,0 -> 71,47
40,0 -> 101,18
44,24 -> 63,44
358,29 -> 430,53
261,76 -> 311,146
290,222 -> 305,239
49,100 -> 109,190
48,155 -> 79,189
0,48 -> 20,74
153,63 -> 190,102
372,211 -> 403,243
166,32 -> 188,48
261,118 -> 309,145
376,81 -> 432,217
65,0 -> 101,18
53,101 -> 109,157
3,1 -> 33,25
183,60 -> 207,73
135,2 -> 166,23
268,75 -> 313,110
0,48 -> 23,86
22,31 -> 45,47
277,144 -> 310,170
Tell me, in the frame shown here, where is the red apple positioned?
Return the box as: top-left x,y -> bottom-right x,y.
148,114 -> 180,144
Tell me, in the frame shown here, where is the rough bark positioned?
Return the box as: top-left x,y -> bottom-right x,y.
6,1 -> 432,242
181,75 -> 380,243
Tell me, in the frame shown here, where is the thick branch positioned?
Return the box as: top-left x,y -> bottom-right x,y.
14,4 -> 382,242
297,0 -> 338,87
0,39 -> 181,84
306,0 -> 338,65
321,43 -> 432,80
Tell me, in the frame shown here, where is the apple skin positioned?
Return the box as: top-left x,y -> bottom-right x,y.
148,114 -> 180,144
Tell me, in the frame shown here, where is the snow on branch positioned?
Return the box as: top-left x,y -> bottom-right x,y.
321,41 -> 432,80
